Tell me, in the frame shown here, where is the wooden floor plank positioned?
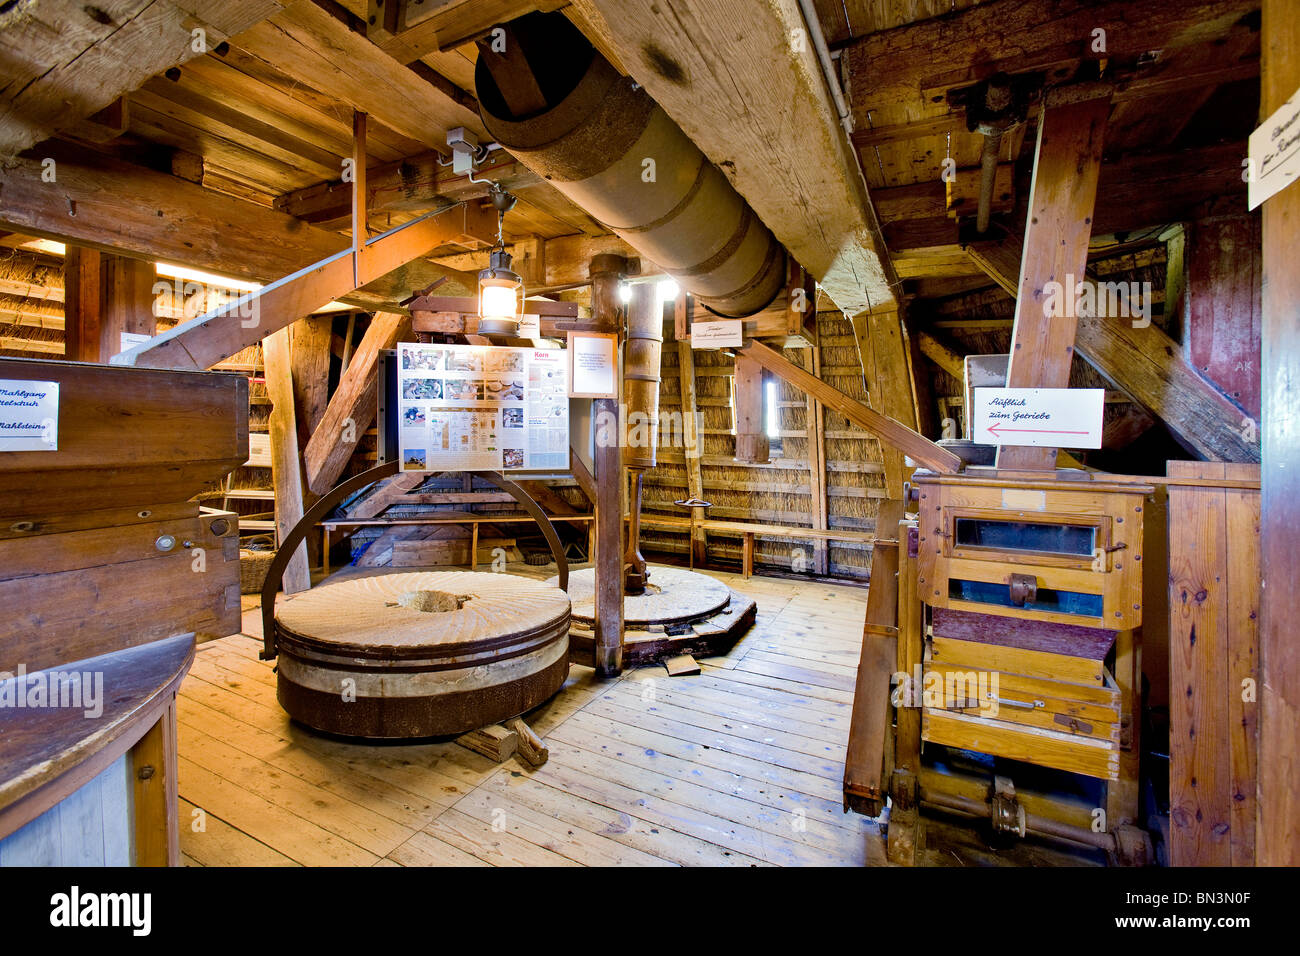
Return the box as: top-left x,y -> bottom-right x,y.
179,724 -> 416,857
451,784 -> 678,867
422,808 -> 582,867
549,717 -> 869,837
179,799 -> 298,868
177,695 -> 447,828
178,757 -> 378,866
386,830 -> 491,867
476,772 -> 768,866
173,565 -> 888,867
563,709 -> 845,803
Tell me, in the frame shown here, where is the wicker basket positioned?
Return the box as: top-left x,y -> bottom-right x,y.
239,536 -> 276,594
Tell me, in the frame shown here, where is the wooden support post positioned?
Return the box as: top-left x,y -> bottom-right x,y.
103,256 -> 157,349
676,335 -> 708,566
805,328 -> 829,575
742,531 -> 755,579
590,254 -> 626,677
290,317 -> 333,447
997,94 -> 1110,471
303,312 -> 410,496
352,111 -> 368,289
888,519 -> 923,864
1257,0 -> 1300,865
674,291 -> 692,342
131,702 -> 179,867
1185,213 -> 1262,419
62,246 -> 103,362
290,315 -> 333,566
856,308 -> 921,532
733,353 -> 769,464
263,327 -> 311,594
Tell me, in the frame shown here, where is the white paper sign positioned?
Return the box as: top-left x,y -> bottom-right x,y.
691,320 -> 743,349
1249,84 -> 1300,210
517,312 -> 541,338
0,379 -> 58,451
568,333 -> 617,397
118,332 -> 151,355
972,387 -> 1103,449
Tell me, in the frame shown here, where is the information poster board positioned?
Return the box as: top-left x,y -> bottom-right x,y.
396,342 -> 568,473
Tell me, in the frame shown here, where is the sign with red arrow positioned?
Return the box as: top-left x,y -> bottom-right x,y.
972,387 -> 1104,449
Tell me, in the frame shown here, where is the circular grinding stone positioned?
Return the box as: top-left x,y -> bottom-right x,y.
551,565 -> 731,627
272,571 -> 571,738
276,571 -> 570,657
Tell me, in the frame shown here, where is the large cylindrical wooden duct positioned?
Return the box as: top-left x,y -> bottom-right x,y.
623,282 -> 662,470
476,12 -> 788,318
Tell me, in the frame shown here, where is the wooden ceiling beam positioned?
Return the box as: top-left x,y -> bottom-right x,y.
569,0 -> 896,315
228,0 -> 485,149
275,148 -> 541,227
845,0 -> 1259,132
0,143 -> 478,312
0,1 -> 283,160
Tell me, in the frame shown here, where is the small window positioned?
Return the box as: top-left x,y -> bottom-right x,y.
764,378 -> 783,456
954,517 -> 1097,557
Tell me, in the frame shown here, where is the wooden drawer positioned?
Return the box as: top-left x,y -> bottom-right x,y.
922,708 -> 1120,780
919,609 -> 1123,779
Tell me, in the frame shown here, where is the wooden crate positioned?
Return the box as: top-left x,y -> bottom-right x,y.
913,471 -> 1151,629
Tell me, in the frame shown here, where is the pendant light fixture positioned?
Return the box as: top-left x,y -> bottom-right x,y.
477,182 -> 524,336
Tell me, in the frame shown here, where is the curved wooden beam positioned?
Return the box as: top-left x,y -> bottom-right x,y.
260,464 -> 568,659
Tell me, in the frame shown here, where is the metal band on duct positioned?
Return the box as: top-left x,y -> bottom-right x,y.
476,13 -> 788,318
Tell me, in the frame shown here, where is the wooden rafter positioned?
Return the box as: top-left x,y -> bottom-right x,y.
229,0 -> 485,148
0,145 -> 478,310
735,340 -> 961,474
0,1 -> 282,159
112,201 -> 495,370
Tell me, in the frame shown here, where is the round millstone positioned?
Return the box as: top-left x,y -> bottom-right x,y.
272,571 -> 571,738
549,565 -> 731,627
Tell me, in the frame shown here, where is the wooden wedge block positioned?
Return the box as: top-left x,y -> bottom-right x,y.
456,724 -> 518,762
506,717 -> 549,767
664,653 -> 701,676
